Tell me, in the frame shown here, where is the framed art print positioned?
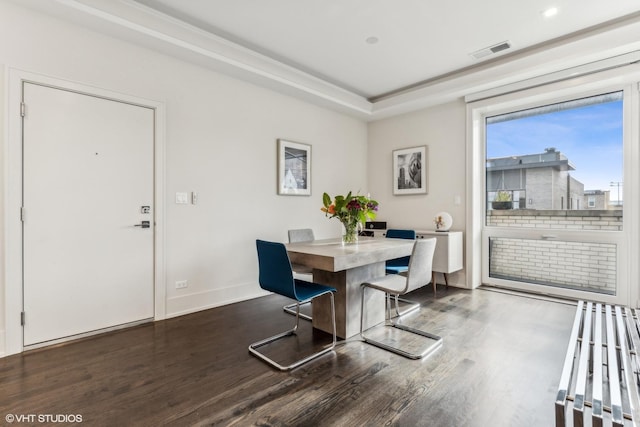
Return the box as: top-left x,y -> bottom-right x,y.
393,145 -> 427,195
278,139 -> 311,196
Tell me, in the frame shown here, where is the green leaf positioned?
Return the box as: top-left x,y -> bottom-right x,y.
322,192 -> 331,207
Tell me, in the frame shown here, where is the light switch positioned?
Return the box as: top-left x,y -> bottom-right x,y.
191,191 -> 198,205
454,195 -> 461,205
175,192 -> 189,204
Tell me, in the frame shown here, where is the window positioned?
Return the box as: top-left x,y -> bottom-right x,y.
470,85 -> 631,303
484,92 -> 623,295
486,92 -> 623,215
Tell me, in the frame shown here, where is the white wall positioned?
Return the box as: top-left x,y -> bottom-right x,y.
0,65 -> 5,351
0,1 -> 367,355
367,100 -> 467,287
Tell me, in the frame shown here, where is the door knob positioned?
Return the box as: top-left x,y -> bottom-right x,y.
134,221 -> 151,229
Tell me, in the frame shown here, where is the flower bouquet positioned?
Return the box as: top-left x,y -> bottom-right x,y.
321,192 -> 379,244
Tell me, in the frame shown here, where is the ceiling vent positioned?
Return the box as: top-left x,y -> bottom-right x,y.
470,41 -> 512,60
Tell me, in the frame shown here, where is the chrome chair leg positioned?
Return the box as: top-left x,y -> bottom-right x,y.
389,294 -> 420,318
250,292 -> 336,371
361,286 -> 443,360
283,300 -> 312,321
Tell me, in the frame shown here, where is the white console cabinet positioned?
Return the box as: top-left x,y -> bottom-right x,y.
416,230 -> 463,285
367,228 -> 463,286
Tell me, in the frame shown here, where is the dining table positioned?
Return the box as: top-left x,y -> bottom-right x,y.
285,236 -> 415,339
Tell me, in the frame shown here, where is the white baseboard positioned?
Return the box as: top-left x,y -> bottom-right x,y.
165,282 -> 269,319
0,330 -> 6,358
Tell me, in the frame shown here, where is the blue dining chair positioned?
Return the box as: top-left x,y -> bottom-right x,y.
283,228 -> 315,321
385,229 -> 416,275
360,238 -> 442,359
250,239 -> 337,371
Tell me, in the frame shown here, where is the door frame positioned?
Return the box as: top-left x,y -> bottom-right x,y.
4,68 -> 166,356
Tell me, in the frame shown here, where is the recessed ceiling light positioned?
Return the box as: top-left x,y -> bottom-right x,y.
542,7 -> 558,18
365,36 -> 379,45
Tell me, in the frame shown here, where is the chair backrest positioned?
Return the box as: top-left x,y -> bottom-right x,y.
385,229 -> 416,240
404,238 -> 437,294
385,229 -> 416,268
256,240 -> 298,300
288,228 -> 315,243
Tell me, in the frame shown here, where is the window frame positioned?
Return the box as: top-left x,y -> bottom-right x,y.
466,66 -> 640,306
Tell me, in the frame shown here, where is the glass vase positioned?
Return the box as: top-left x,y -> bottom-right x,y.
341,220 -> 360,245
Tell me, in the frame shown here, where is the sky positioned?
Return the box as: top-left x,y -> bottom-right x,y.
486,99 -> 624,201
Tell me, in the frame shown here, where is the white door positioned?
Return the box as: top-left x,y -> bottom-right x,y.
22,82 -> 155,347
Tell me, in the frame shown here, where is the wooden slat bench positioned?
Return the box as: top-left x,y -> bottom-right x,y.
556,301 -> 640,426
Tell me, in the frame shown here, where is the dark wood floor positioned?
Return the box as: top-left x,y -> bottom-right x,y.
0,286 -> 576,426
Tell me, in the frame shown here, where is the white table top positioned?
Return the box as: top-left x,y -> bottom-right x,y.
286,237 -> 414,272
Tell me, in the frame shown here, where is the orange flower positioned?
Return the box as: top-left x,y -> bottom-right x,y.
320,205 -> 336,214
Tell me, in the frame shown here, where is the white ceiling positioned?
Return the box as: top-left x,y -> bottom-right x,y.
131,0 -> 640,99
13,0 -> 640,119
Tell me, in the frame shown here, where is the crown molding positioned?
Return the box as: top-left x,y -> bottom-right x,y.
18,0 -> 374,117
12,0 -> 640,121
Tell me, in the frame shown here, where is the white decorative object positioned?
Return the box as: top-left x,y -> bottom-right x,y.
434,212 -> 453,232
